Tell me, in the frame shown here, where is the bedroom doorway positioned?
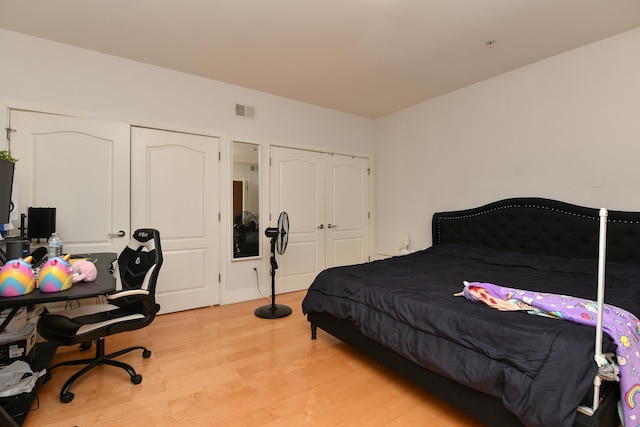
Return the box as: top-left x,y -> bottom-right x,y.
269,146 -> 370,293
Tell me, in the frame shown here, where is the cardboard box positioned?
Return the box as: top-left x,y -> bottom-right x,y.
0,307 -> 27,335
26,304 -> 44,322
0,324 -> 37,366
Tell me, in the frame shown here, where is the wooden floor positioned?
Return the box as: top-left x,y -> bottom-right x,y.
23,291 -> 484,426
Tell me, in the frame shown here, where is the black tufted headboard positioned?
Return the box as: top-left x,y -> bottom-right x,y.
432,197 -> 640,264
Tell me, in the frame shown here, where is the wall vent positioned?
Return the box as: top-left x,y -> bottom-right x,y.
235,103 -> 255,119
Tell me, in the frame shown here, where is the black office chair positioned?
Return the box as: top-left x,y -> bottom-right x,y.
37,229 -> 163,403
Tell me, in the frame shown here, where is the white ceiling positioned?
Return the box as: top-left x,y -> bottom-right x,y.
1,0 -> 640,118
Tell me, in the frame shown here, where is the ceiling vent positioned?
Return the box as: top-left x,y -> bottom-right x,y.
235,103 -> 255,119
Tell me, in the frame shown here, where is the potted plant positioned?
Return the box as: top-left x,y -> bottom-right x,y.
0,150 -> 18,163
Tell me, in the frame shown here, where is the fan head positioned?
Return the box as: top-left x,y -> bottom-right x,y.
276,211 -> 289,254
264,211 -> 289,254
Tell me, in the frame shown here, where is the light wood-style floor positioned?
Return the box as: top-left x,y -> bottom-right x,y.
24,291 -> 484,426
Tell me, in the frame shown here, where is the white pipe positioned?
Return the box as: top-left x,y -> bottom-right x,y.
592,207 -> 608,412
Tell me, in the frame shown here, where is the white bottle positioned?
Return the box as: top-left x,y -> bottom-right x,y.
48,232 -> 62,258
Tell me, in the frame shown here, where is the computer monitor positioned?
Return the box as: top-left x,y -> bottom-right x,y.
0,158 -> 15,225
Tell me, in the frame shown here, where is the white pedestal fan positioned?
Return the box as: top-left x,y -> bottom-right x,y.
255,211 -> 292,319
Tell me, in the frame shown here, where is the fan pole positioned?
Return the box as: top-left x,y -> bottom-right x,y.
255,237 -> 292,319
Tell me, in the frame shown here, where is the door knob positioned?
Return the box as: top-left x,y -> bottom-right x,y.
327,224 -> 337,229
317,224 -> 324,229
108,230 -> 126,237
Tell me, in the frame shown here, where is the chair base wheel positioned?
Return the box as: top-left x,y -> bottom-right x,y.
132,374 -> 142,384
60,392 -> 74,403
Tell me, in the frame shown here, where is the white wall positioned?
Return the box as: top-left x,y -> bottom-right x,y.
0,29 -> 373,153
374,27 -> 640,254
0,28 -> 374,304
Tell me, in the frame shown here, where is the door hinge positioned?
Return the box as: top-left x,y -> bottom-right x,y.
269,158 -> 272,166
368,212 -> 371,219
367,168 -> 371,176
218,273 -> 221,283
218,212 -> 221,221
5,128 -> 15,142
218,151 -> 221,161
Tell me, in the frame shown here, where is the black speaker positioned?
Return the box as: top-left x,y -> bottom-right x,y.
27,207 -> 56,241
6,239 -> 30,260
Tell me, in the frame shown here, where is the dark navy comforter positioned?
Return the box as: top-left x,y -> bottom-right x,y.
302,244 -> 640,427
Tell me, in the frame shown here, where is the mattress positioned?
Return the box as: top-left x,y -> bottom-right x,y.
302,243 -> 640,427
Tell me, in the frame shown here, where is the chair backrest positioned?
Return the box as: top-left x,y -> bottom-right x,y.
113,229 -> 163,310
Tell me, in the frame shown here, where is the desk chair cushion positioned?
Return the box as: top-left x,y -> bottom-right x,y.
36,304 -> 146,346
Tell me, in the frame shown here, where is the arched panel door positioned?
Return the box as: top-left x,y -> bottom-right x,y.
269,146 -> 325,293
131,127 -> 220,313
325,154 -> 370,267
9,110 -> 130,254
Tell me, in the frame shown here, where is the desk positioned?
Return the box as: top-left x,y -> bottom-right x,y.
0,253 -> 117,308
0,253 -> 117,332
0,252 -> 116,426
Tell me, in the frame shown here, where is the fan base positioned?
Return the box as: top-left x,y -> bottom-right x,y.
255,304 -> 292,319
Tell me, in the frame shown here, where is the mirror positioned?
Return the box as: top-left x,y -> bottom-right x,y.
232,141 -> 260,258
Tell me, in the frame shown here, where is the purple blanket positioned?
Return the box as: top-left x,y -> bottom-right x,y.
459,281 -> 640,427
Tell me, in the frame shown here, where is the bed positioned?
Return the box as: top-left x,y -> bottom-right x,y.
302,197 -> 640,427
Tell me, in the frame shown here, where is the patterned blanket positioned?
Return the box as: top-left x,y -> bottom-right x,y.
458,281 -> 640,427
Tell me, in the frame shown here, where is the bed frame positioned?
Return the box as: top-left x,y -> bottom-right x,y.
308,197 -> 640,427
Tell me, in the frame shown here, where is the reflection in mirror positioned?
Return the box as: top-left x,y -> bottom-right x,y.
232,142 -> 260,258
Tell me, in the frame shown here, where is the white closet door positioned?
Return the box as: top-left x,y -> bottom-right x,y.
325,154 -> 370,268
270,147 -> 370,293
269,146 -> 325,293
9,110 -> 130,254
130,127 -> 220,313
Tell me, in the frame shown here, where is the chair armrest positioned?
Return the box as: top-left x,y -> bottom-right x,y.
106,289 -> 159,318
106,288 -> 160,335
107,289 -> 149,300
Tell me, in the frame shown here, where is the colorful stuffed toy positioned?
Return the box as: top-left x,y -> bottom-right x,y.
39,254 -> 73,293
71,259 -> 97,283
0,256 -> 36,297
